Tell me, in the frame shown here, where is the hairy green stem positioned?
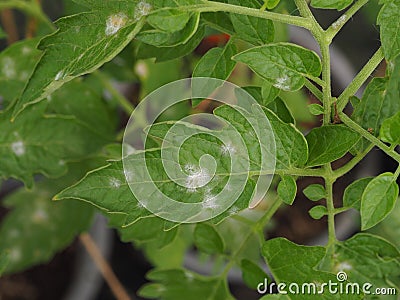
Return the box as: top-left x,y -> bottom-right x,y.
192,1 -> 312,29
332,143 -> 374,178
221,197 -> 283,277
339,112 -> 400,163
325,176 -> 337,246
304,79 -> 323,101
326,0 -> 369,42
93,71 -> 135,115
337,47 -> 384,112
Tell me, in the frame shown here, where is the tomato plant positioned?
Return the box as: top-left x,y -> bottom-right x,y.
0,0 -> 399,299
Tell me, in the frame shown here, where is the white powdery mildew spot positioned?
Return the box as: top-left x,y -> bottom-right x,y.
2,57 -> 16,79
335,262 -> 352,272
11,140 -> 25,156
221,142 -> 236,156
105,13 -> 128,36
109,177 -> 122,188
184,165 -> 211,191
202,193 -> 219,209
32,208 -> 49,223
134,1 -> 152,20
185,271 -> 194,282
273,74 -> 290,91
55,70 -> 65,81
10,248 -> 21,262
227,206 -> 239,215
332,15 -> 347,30
21,46 -> 32,55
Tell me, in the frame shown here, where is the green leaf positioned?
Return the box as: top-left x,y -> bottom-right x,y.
137,13 -> 200,47
12,1 -> 145,118
352,73 -> 400,152
309,205 -> 327,220
267,98 -> 295,124
139,269 -> 234,300
380,111 -> 400,145
308,103 -> 324,116
240,259 -> 269,290
192,41 -> 237,80
303,184 -> 326,201
194,223 -> 225,254
361,172 -> 399,230
0,38 -> 42,109
0,166 -> 95,274
262,238 -> 352,299
229,0 -> 274,45
369,200 -> 400,249
233,43 -> 322,91
377,0 -> 400,61
277,175 -> 297,205
136,26 -> 205,62
0,102 -> 111,187
262,108 -> 308,170
310,0 -> 353,10
261,82 -> 280,105
147,9 -> 191,32
333,233 -> 400,293
306,125 -> 360,167
240,87 -> 293,123
343,177 -> 373,210
201,12 -> 235,35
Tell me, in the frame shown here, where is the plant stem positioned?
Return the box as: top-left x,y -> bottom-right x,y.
337,47 -> 384,112
332,143 -> 374,178
339,112 -> 400,163
191,1 -> 312,29
221,197 -> 283,277
0,9 -> 18,44
320,42 -> 332,125
79,233 -> 132,300
93,71 -> 135,115
325,0 -> 369,42
304,78 -> 323,102
325,177 -> 337,246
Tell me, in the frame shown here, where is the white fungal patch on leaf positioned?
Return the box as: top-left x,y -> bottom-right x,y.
184,165 -> 211,191
135,62 -> 149,78
221,142 -> 236,156
332,15 -> 347,30
21,46 -> 32,55
10,248 -> 21,262
273,74 -> 290,91
202,195 -> 219,209
20,71 -> 29,81
32,208 -> 49,223
134,1 -> 152,20
109,177 -> 122,188
335,261 -> 352,272
105,13 -> 128,36
55,71 -> 65,81
227,206 -> 239,215
2,57 -> 16,79
11,140 -> 25,156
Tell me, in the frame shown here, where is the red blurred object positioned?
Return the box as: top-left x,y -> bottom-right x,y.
195,33 -> 231,55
